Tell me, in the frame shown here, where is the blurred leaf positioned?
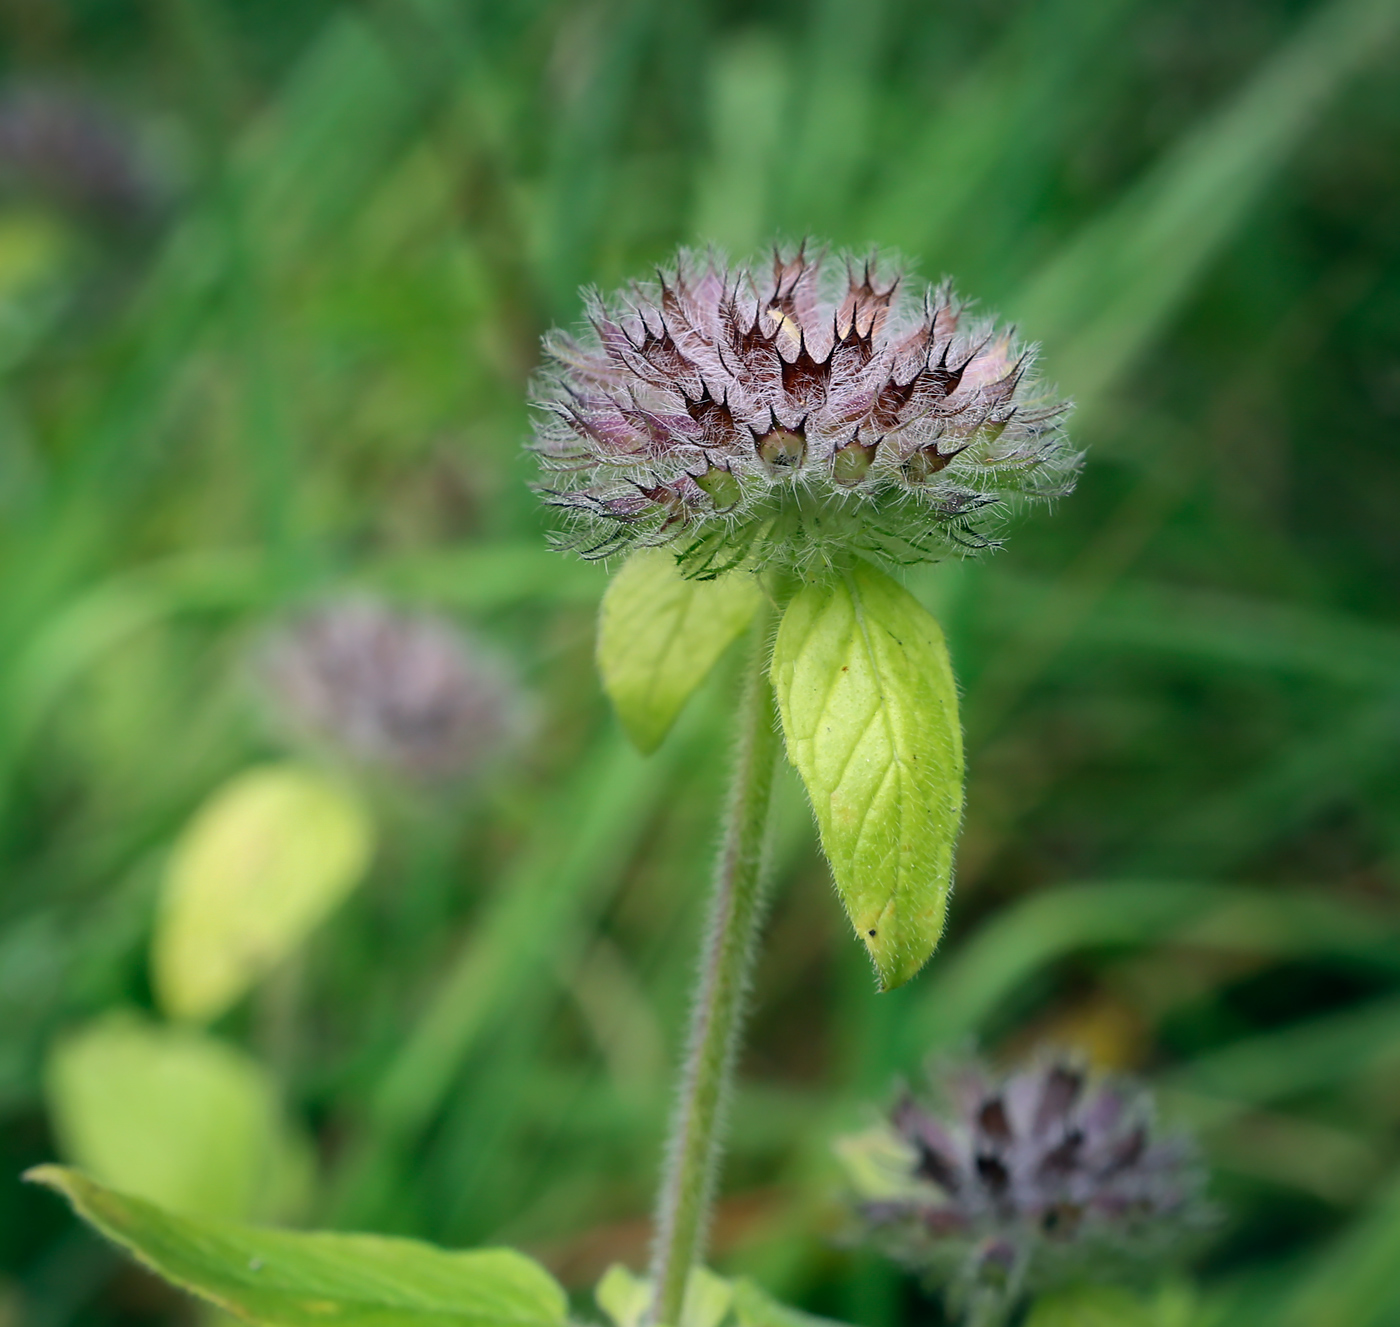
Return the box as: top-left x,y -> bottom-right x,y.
680,1268 -> 735,1327
369,544 -> 608,611
863,0 -> 1141,261
777,0 -> 892,234
903,881 -> 1400,1061
1016,0 -> 1400,414
28,1166 -> 568,1327
831,1126 -> 922,1205
983,571 -> 1400,689
44,1014 -> 306,1221
731,1279 -> 849,1327
153,764 -> 374,1023
339,701 -> 720,1226
597,1263 -> 653,1327
1167,993 -> 1400,1107
0,212 -> 67,297
1025,1282 -> 1202,1327
692,33 -> 789,250
597,1264 -> 733,1327
595,1265 -> 841,1327
1282,1173 -> 1400,1327
772,561 -> 963,990
598,550 -> 760,753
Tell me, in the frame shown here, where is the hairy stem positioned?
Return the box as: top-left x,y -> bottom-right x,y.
648,599 -> 781,1325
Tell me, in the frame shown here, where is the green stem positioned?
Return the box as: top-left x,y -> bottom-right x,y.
648,599 -> 781,1326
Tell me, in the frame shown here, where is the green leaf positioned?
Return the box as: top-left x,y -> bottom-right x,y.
730,1278 -> 850,1327
596,1264 -> 733,1327
152,763 -> 374,1023
27,1167 -> 569,1327
597,549 -> 761,753
596,1264 -> 652,1327
44,1013 -> 309,1221
771,560 -> 963,989
1024,1283 -> 1202,1327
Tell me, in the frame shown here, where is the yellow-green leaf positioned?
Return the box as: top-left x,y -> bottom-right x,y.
152,763 -> 374,1023
596,1264 -> 737,1327
771,561 -> 963,989
598,549 -> 761,753
44,1013 -> 308,1221
27,1167 -> 568,1327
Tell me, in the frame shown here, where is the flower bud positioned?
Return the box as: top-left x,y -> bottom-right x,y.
693,464 -> 742,510
755,424 -> 807,475
903,441 -> 959,484
831,435 -> 879,487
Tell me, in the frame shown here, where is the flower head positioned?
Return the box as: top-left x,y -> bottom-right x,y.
0,86 -> 155,224
256,598 -> 524,786
531,244 -> 1077,576
838,1056 -> 1209,1323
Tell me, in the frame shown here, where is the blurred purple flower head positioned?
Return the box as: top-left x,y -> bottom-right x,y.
257,598 -> 524,787
0,86 -> 155,224
838,1056 -> 1209,1323
531,243 -> 1077,576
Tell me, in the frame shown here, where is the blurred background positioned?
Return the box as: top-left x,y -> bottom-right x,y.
1,0 -> 1398,1323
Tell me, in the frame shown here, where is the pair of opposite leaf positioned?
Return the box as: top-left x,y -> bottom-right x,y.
597,549 -> 963,990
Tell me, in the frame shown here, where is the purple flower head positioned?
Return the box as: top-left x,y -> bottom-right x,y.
838,1056 -> 1210,1324
256,598 -> 524,787
530,244 -> 1077,577
0,86 -> 156,224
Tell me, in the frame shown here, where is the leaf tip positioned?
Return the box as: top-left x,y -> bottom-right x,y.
23,1165 -> 85,1208
863,920 -> 944,992
618,713 -> 666,755
22,1163 -> 66,1188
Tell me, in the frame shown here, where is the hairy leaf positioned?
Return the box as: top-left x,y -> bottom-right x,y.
772,561 -> 963,989
597,549 -> 761,753
152,764 -> 374,1023
27,1167 -> 568,1327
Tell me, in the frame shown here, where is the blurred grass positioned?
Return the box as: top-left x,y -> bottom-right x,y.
0,0 -> 1398,1324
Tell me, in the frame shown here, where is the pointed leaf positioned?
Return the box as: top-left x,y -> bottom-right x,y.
153,763 -> 374,1023
772,561 -> 963,989
27,1167 -> 568,1327
598,549 -> 761,753
44,1012 -> 308,1221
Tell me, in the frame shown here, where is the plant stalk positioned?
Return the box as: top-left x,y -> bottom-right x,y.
647,599 -> 781,1326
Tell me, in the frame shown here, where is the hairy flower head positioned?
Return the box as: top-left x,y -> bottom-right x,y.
838,1056 -> 1209,1322
531,244 -> 1077,576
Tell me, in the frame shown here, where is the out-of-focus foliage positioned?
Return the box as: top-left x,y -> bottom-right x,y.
43,1015 -> 308,1221
152,763 -> 372,1022
0,0 -> 1397,1324
29,1166 -> 570,1327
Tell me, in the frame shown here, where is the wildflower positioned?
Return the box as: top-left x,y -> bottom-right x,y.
256,598 -> 523,786
838,1056 -> 1209,1324
531,244 -> 1077,577
0,86 -> 155,223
